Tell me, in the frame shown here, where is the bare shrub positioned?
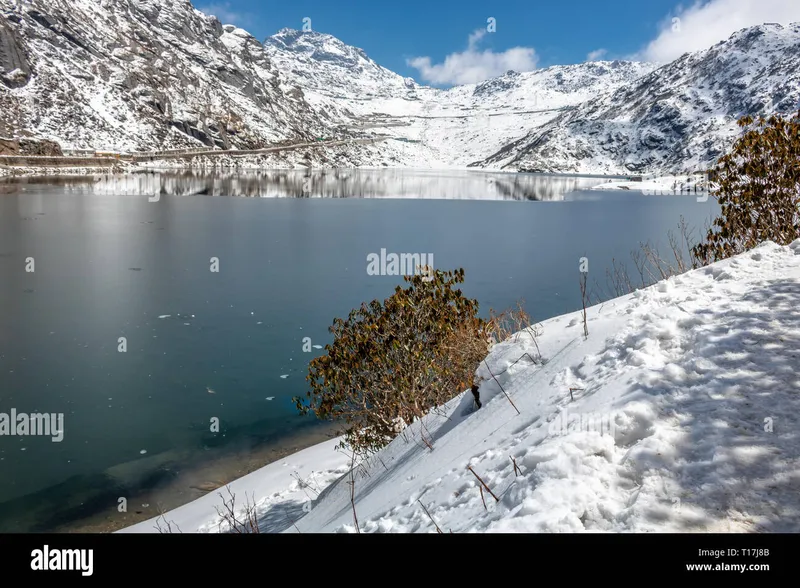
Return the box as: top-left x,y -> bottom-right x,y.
486,299 -> 542,360
214,485 -> 261,534
595,217 -> 702,301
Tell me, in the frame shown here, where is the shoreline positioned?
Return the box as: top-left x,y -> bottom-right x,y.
52,421 -> 342,533
0,164 -> 647,183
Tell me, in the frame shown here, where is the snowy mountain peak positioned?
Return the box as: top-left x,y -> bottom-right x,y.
266,28 -> 370,67
0,0 -> 334,149
477,22 -> 800,175
463,60 -> 657,104
472,71 -> 522,96
3,1 -> 797,174
264,27 -> 420,101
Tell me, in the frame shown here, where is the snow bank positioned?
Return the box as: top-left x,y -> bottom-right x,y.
591,174 -> 709,195
121,240 -> 800,532
118,437 -> 350,533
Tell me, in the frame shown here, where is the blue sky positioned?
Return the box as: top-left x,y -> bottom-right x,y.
195,0 -> 800,85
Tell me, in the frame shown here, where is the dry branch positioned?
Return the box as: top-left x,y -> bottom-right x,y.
417,499 -> 443,533
468,466 -> 499,502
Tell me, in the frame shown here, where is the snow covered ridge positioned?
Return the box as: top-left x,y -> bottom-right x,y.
2,0 -> 798,172
264,27 -> 417,100
0,0 -> 336,151
263,26 -> 658,167
479,23 -> 800,175
122,239 -> 800,533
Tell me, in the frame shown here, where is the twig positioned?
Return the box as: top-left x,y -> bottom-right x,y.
580,272 -> 589,338
468,466 -> 499,502
569,387 -> 584,401
377,455 -> 390,471
349,448 -> 360,533
420,432 -> 433,451
419,418 -> 434,451
417,499 -> 443,533
154,510 -> 182,534
284,506 -> 302,534
479,485 -> 487,510
212,486 -> 261,533
510,456 -> 522,477
482,359 -> 520,415
490,352 -> 542,378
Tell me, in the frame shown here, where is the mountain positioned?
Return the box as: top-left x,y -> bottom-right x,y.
418,61 -> 658,166
2,0 -> 796,174
443,61 -> 658,113
264,28 -> 419,105
0,0 -> 340,151
477,23 -> 800,174
261,29 -> 657,167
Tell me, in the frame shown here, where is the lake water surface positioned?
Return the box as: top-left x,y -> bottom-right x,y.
0,168 -> 719,531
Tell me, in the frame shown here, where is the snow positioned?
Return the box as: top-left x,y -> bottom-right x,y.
0,164 -> 128,178
120,239 -> 800,533
264,30 -> 657,169
490,23 -> 800,174
4,1 -> 795,174
119,438 -> 351,533
589,174 -> 712,196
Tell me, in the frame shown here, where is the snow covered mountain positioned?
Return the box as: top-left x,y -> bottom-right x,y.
264,28 -> 420,110
262,28 -> 657,166
444,61 -> 658,113
261,23 -> 800,174
2,0 -> 797,174
408,61 -> 658,167
477,23 -> 800,174
0,0 -> 340,151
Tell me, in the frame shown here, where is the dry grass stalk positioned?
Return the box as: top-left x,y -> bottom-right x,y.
468,465 -> 499,502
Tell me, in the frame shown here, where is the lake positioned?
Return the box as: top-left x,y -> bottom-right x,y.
0,168 -> 719,531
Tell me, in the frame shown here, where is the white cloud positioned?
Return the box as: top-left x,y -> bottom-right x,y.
408,29 -> 538,86
639,0 -> 800,63
197,2 -> 244,26
586,48 -> 608,61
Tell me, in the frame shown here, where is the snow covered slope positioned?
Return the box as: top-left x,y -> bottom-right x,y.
121,239 -> 800,533
479,23 -> 800,175
2,0 -> 797,173
417,62 -> 657,167
263,29 -> 657,167
263,28 -> 421,118
0,0 -> 339,150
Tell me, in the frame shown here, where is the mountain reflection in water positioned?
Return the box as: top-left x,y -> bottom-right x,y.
2,169 -> 606,200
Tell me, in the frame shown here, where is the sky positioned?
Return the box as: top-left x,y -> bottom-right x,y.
195,0 -> 800,86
